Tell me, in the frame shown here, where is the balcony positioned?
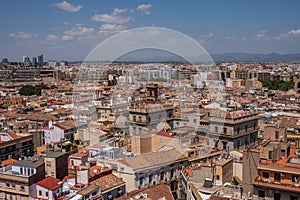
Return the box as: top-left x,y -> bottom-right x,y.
0,148 -> 17,155
20,143 -> 34,149
253,175 -> 300,193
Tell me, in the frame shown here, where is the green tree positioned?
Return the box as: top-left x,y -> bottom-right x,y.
19,84 -> 48,96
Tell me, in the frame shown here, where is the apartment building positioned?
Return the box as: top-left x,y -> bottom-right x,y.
44,151 -> 69,180
118,148 -> 188,192
0,159 -> 45,200
180,156 -> 235,200
0,131 -> 34,161
207,109 -> 258,151
253,147 -> 300,200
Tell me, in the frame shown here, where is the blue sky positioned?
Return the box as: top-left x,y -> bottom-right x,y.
1,0 -> 300,61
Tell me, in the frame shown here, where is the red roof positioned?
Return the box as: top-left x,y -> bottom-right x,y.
0,158 -> 18,167
36,176 -> 61,191
62,175 -> 76,183
69,151 -> 89,159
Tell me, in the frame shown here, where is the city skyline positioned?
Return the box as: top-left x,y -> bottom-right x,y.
1,0 -> 300,61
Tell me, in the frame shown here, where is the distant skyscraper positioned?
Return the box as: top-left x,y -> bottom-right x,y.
38,54 -> 44,66
32,57 -> 37,66
1,58 -> 9,65
23,56 -> 31,67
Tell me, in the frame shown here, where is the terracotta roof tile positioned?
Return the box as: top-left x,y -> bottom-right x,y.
36,176 -> 61,191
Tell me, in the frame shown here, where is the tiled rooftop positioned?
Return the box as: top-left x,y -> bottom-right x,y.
90,174 -> 125,192
36,176 -> 61,191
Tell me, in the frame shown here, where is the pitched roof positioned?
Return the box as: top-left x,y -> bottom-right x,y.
90,174 -> 125,192
78,184 -> 99,195
36,176 -> 61,191
54,119 -> 81,130
116,184 -> 174,200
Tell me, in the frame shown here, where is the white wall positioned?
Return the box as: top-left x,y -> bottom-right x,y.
44,126 -> 64,144
76,169 -> 89,185
233,162 -> 243,181
11,166 -> 36,176
36,184 -> 61,200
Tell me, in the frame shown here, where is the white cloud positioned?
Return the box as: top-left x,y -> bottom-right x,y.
286,29 -> 300,37
63,21 -> 70,25
61,35 -> 73,41
46,34 -> 59,41
91,8 -> 131,24
54,1 -> 82,12
137,4 -> 152,15
225,36 -> 239,40
254,30 -> 268,40
112,8 -> 127,15
99,24 -> 125,32
272,29 -> 300,40
200,33 -> 214,38
75,23 -> 83,27
9,32 -> 38,39
64,26 -> 95,36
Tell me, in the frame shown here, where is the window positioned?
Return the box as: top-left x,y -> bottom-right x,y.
45,192 -> 48,197
274,172 -> 280,182
92,191 -> 97,196
160,172 -> 164,181
281,150 -> 286,157
275,131 -> 279,140
20,168 -> 23,175
290,196 -> 298,200
258,190 -> 265,198
149,174 -> 153,184
139,177 -> 143,186
193,119 -> 196,124
39,190 -> 42,196
274,193 -> 280,200
12,183 -> 15,189
171,169 -> 175,178
216,175 -> 220,180
223,127 -> 227,134
292,175 -> 299,182
222,142 -> 227,150
46,161 -> 52,167
6,182 -> 10,187
71,160 -> 74,166
245,139 -> 248,146
268,151 -> 273,160
215,126 -> 218,133
20,185 -> 25,191
262,171 -> 269,178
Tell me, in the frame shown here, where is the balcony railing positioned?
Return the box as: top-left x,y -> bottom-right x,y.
253,175 -> 300,193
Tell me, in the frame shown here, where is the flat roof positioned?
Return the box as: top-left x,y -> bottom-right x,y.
13,159 -> 44,168
46,151 -> 67,158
